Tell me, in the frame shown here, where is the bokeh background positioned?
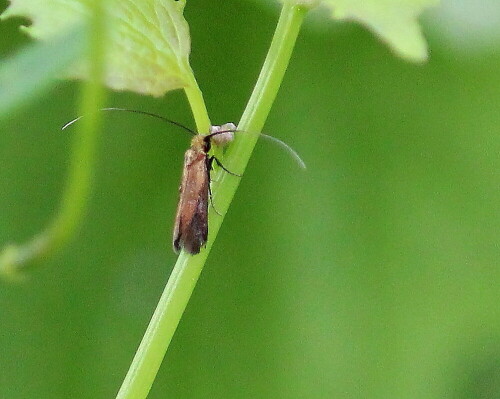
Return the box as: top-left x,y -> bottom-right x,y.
1,1 -> 499,398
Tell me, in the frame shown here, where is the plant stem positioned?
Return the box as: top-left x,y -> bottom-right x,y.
184,72 -> 211,133
115,3 -> 307,399
0,5 -> 107,278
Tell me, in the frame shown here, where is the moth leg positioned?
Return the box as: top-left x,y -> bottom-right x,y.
207,177 -> 223,216
210,156 -> 242,177
206,157 -> 223,216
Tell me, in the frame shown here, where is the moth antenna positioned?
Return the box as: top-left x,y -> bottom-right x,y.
61,116 -> 82,130
61,107 -> 196,136
259,133 -> 306,170
209,129 -> 307,170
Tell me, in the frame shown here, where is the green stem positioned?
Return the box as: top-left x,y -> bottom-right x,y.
184,72 -> 211,133
0,4 -> 107,278
115,3 -> 307,399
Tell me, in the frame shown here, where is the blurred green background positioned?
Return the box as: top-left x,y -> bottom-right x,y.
1,1 -> 500,398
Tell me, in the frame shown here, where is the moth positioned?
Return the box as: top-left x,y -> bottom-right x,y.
172,123 -> 238,254
63,108 -> 305,255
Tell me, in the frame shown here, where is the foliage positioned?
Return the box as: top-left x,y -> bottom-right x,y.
2,0 -> 193,96
1,1 -> 499,399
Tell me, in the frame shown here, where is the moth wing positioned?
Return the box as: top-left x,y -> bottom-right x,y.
173,149 -> 210,254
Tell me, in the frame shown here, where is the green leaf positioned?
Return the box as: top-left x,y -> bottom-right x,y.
0,27 -> 86,122
1,0 -> 193,96
283,0 -> 437,62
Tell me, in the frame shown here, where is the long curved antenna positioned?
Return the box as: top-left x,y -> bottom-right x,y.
208,129 -> 306,170
61,116 -> 83,130
62,107 -> 196,136
259,132 -> 306,169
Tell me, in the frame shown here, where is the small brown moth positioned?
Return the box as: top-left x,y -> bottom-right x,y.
63,108 -> 305,255
172,123 -> 238,254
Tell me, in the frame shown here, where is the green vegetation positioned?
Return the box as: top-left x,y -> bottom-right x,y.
1,1 -> 499,398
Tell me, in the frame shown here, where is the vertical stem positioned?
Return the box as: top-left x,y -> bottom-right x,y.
0,3 -> 107,276
115,3 -> 307,399
210,2 -> 307,212
184,72 -> 211,133
50,8 -> 107,245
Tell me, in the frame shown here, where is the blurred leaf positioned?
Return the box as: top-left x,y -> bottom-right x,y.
429,0 -> 500,52
1,0 -> 192,96
280,0 -> 437,61
325,0 -> 437,61
0,26 -> 85,122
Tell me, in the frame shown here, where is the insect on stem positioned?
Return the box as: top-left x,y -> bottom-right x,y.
62,108 -> 305,255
